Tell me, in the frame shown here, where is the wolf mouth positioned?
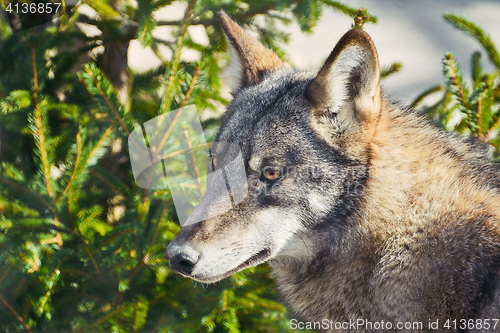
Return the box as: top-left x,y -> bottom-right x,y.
191,248 -> 271,283
235,248 -> 271,271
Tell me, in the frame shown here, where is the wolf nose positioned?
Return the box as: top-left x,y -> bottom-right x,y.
165,243 -> 200,275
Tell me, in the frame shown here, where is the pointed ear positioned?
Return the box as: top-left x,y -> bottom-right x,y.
305,29 -> 381,128
217,11 -> 285,90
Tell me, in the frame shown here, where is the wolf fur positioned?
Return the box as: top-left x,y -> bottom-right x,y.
166,12 -> 500,332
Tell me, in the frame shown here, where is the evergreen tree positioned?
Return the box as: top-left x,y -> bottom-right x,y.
413,13 -> 500,157
0,1 -> 379,332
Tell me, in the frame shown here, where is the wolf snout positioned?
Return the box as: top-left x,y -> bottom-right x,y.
165,242 -> 200,276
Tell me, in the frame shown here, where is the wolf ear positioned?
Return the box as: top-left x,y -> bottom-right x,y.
217,11 -> 285,90
305,29 -> 381,129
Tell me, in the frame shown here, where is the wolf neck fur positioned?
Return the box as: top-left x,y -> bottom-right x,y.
269,98 -> 500,323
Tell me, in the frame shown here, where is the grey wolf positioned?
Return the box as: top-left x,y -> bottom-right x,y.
166,11 -> 500,332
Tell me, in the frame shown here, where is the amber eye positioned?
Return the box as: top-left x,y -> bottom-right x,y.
210,157 -> 217,171
264,168 -> 281,180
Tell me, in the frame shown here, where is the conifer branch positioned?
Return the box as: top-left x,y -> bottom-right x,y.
57,131 -> 82,204
73,304 -> 133,333
57,126 -> 113,204
83,242 -> 100,274
40,217 -> 63,246
486,108 -> 500,140
157,64 -> 200,157
97,229 -> 134,248
444,13 -> 500,70
411,84 -> 445,109
84,67 -> 131,136
133,299 -> 144,333
445,54 -> 467,108
222,289 -> 229,311
142,64 -> 201,207
156,143 -> 211,160
12,278 -> 27,300
105,257 -> 136,274
180,64 -> 200,109
31,43 -> 52,197
128,260 -> 144,286
38,266 -> 61,315
89,167 -> 124,196
148,204 -> 168,253
380,62 -> 402,79
0,264 -> 13,284
129,203 -> 169,285
0,177 -> 55,213
149,280 -> 191,305
477,94 -> 484,138
184,128 -> 204,195
81,66 -> 147,159
160,0 -> 197,113
0,292 -> 33,333
59,268 -> 92,278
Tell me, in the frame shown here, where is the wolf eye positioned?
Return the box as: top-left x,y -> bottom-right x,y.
263,168 -> 281,181
210,157 -> 217,171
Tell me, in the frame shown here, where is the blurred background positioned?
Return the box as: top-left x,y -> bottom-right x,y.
124,0 -> 500,103
0,0 -> 499,332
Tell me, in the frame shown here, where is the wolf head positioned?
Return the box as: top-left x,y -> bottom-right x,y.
165,12 -> 382,283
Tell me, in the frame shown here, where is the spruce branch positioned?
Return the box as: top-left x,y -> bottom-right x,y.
142,64 -> 201,207
380,62 -> 403,79
97,229 -> 134,249
0,177 -> 55,213
0,264 -> 13,284
88,167 -> 126,197
156,65 -> 201,157
0,292 -> 33,333
443,53 -> 468,111
102,258 -> 135,276
40,217 -> 63,246
471,51 -> 483,87
156,143 -> 211,160
180,64 -> 201,109
133,298 -> 148,333
31,43 -> 53,197
80,65 -> 147,160
37,265 -> 61,315
57,130 -> 82,205
411,84 -> 445,109
73,303 -> 134,333
160,0 -> 197,113
444,13 -> 500,70
486,107 -> 500,139
83,242 -> 101,274
184,128 -> 204,195
83,66 -> 131,136
56,126 -> 113,204
58,268 -> 92,278
477,94 -> 484,138
318,0 -> 358,17
0,90 -> 31,114
128,202 -> 169,286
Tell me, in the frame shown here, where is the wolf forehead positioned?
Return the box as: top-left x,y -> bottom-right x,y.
215,68 -> 316,147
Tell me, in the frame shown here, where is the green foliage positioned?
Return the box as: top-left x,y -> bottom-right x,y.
0,0 -> 373,332
380,62 -> 403,80
414,13 -> 500,151
443,14 -> 500,70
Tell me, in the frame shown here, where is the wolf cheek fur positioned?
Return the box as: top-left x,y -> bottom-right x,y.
165,11 -> 500,332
